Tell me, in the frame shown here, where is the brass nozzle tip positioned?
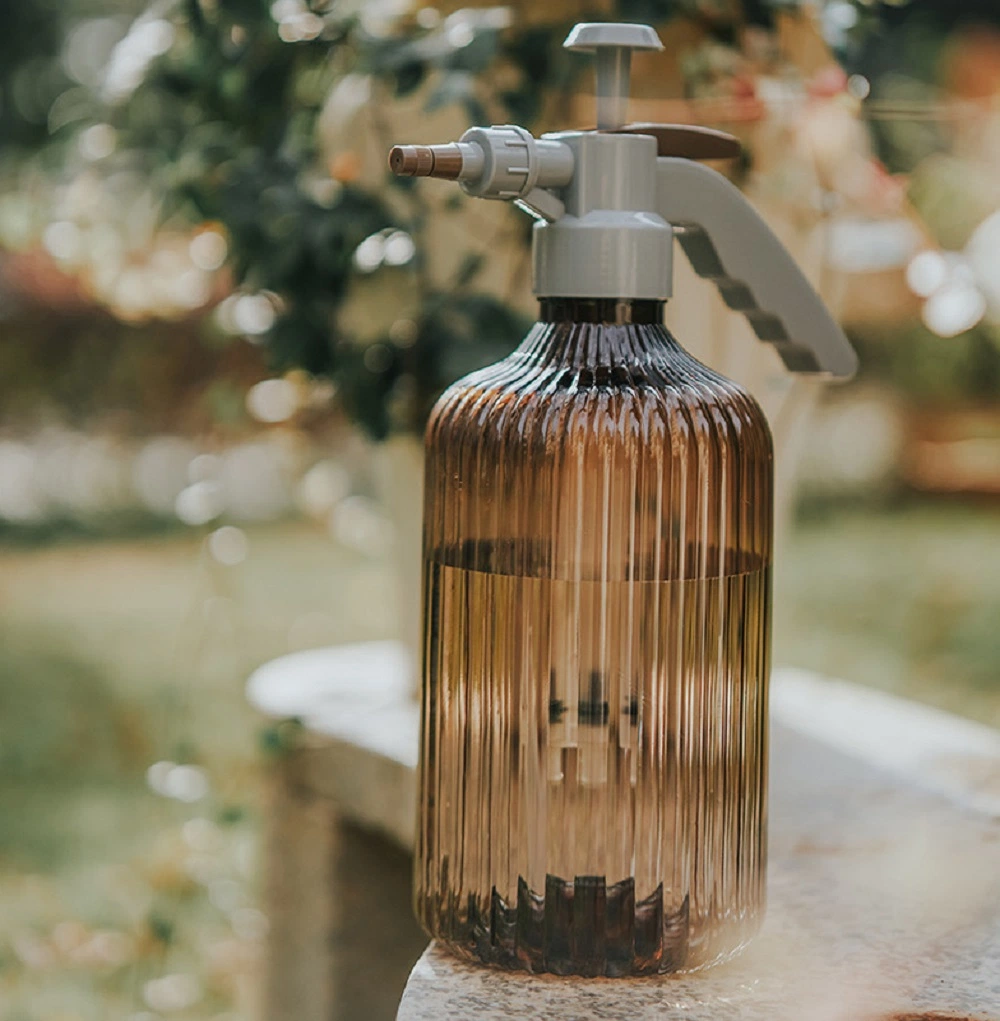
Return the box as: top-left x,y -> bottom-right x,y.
388,144 -> 464,180
389,145 -> 431,177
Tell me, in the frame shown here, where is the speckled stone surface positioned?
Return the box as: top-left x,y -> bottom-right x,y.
246,645 -> 1000,1019
398,720 -> 1000,1019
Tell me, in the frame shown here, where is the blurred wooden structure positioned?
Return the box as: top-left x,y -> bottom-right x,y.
249,644 -> 424,1021
903,408 -> 1000,497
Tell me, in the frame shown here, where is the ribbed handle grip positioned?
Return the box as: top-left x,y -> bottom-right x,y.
657,157 -> 858,378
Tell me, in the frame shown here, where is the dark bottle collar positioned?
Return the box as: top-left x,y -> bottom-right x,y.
538,298 -> 664,325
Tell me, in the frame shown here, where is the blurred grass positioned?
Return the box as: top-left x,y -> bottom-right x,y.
0,521 -> 394,862
0,521 -> 394,1019
0,502 -> 997,1015
776,501 -> 1000,727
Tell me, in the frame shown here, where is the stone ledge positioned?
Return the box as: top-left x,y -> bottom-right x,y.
399,721 -> 1000,1020
246,644 -> 1000,1019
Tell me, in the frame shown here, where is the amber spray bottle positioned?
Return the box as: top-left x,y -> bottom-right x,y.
390,22 -> 857,977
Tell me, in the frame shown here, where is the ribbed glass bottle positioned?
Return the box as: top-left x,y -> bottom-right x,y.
416,298 -> 773,976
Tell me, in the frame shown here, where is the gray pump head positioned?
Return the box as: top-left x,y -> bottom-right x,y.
388,21 -> 857,379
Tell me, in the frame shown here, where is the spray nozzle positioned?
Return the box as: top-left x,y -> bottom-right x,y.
391,125 -> 574,222
388,143 -> 469,180
385,21 -> 857,378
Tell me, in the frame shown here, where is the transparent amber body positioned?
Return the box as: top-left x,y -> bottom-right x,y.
417,299 -> 773,975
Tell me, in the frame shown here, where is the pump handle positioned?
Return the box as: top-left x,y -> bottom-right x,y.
605,123 -> 742,160
658,157 -> 857,378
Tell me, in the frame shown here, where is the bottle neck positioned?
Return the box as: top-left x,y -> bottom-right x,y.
521,298 -> 684,371
538,298 -> 664,325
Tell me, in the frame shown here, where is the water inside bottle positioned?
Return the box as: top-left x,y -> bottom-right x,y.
416,540 -> 770,974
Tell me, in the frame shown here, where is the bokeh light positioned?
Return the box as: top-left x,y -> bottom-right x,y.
389,318 -> 419,347
921,279 -> 986,337
104,17 -> 175,101
965,209 -> 1000,314
143,973 -> 202,1013
175,481 -> 225,527
353,232 -> 386,273
383,230 -> 416,266
246,378 -> 299,423
78,123 -> 116,160
189,230 -> 228,272
183,817 -> 223,852
147,761 -> 211,803
297,460 -> 350,518
207,526 -> 249,567
63,18 -> 126,88
278,12 -> 324,43
42,221 -> 82,262
133,438 -> 197,515
416,7 -> 441,29
906,250 -> 949,298
446,20 -> 475,48
232,294 -> 277,336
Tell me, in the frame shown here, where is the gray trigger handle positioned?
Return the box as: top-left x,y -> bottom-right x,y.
658,157 -> 858,379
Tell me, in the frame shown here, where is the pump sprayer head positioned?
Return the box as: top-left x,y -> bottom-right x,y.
386,20 -> 858,379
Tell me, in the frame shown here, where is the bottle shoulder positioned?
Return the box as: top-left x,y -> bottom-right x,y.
426,326 -> 773,460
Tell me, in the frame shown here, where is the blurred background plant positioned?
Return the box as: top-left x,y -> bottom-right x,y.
1,0 -> 999,1018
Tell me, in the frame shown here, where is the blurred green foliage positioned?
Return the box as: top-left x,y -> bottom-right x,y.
854,323 -> 1000,407
5,0 -> 1000,436
0,520 -> 392,1016
111,0 -> 583,437
19,0 -> 810,439
0,0 -> 66,150
777,501 -> 1000,720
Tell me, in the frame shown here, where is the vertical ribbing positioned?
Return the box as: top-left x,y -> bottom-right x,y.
416,312 -> 773,974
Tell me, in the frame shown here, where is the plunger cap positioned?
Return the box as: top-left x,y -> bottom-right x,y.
563,22 -> 664,130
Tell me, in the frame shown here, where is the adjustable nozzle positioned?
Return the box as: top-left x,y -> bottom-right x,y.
388,144 -> 465,180
388,126 -> 574,221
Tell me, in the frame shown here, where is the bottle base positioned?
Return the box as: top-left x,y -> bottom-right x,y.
420,874 -> 761,977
